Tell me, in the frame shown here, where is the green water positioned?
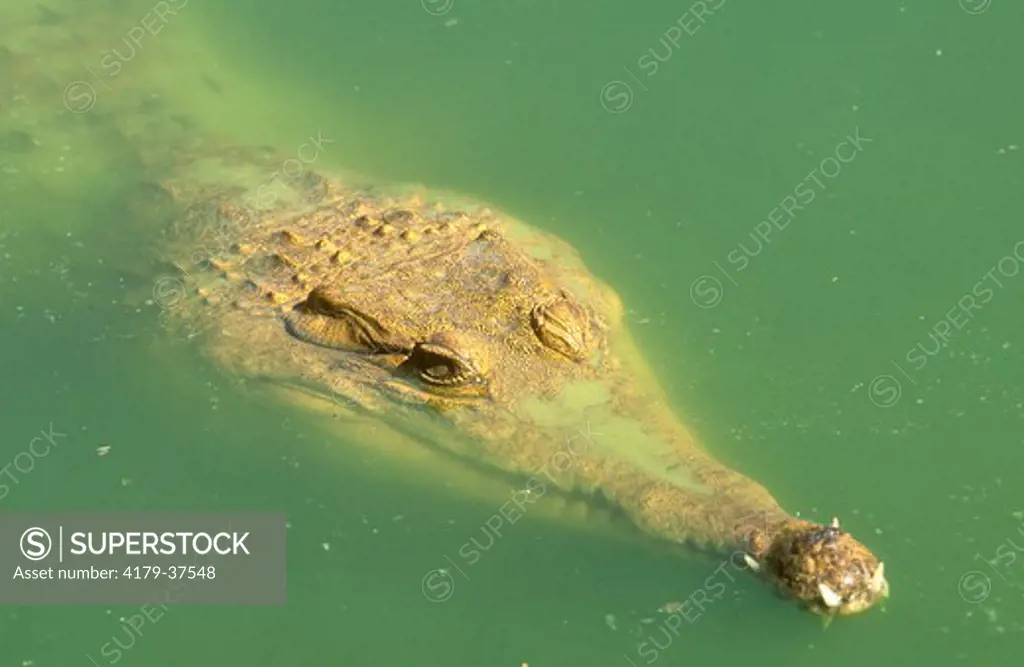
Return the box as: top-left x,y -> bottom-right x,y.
2,0 -> 1023,665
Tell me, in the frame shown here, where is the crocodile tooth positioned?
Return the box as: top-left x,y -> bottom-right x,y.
819,583 -> 842,608
870,562 -> 886,593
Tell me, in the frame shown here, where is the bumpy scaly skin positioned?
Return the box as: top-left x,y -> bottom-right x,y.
156,152 -> 888,618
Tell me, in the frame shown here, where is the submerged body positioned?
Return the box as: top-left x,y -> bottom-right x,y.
156,153 -> 888,618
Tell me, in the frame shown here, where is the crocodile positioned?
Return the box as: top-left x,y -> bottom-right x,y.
154,152 -> 889,619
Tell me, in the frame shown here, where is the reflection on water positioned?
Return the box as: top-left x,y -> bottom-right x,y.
2,0 -> 1024,665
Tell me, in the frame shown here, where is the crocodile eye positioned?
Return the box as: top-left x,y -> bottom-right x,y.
530,292 -> 594,362
286,287 -> 407,353
401,342 -> 481,387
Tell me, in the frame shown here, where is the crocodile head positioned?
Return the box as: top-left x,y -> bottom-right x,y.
278,221 -> 613,418
162,165 -> 888,618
